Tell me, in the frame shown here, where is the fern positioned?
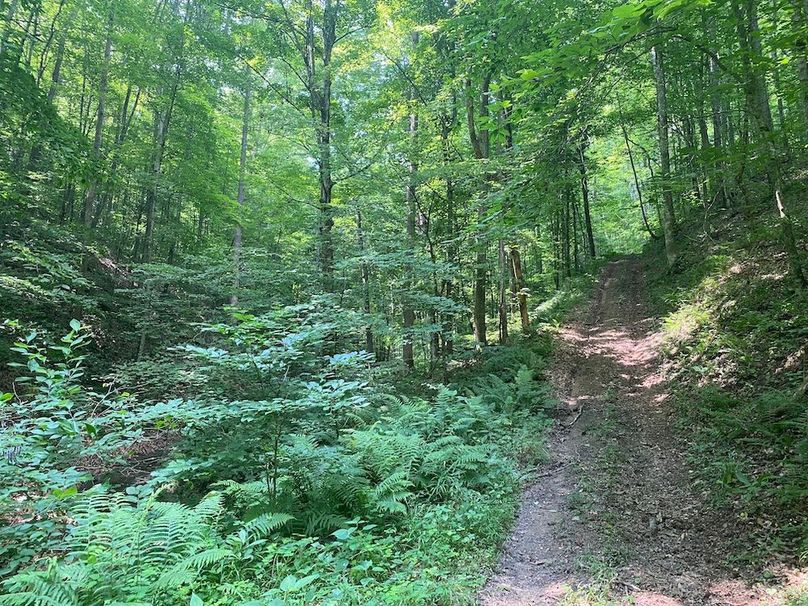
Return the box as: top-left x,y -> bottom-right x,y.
370,470 -> 413,514
0,563 -> 80,606
241,512 -> 294,539
0,491 -> 244,605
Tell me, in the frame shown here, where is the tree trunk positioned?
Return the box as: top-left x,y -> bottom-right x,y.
35,0 -> 67,86
83,8 -> 114,226
143,4 -> 186,262
792,2 -> 808,125
733,0 -> 807,285
403,90 -> 418,369
231,80 -> 251,305
497,239 -> 509,344
356,209 -> 374,354
510,247 -> 530,334
308,0 -> 338,291
562,189 -> 571,279
46,7 -> 69,103
441,110 -> 456,355
576,144 -> 596,258
401,31 -> 419,369
572,196 -> 580,271
466,74 -> 491,348
143,104 -> 171,262
553,210 -> 561,290
650,45 -> 678,268
0,0 -> 20,58
619,118 -> 657,239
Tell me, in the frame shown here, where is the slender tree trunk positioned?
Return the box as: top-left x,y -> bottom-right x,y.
403,88 -> 418,368
441,111 -> 456,355
650,45 -> 678,267
46,7 -> 69,103
572,196 -> 580,271
466,75 -> 491,348
35,0 -> 66,86
792,3 -> 808,125
562,190 -> 571,279
306,0 -> 338,291
706,31 -> 730,206
401,31 -> 419,369
83,8 -> 114,226
231,79 -> 251,305
356,209 -> 374,353
733,0 -> 807,285
576,143 -> 596,258
0,0 -> 20,58
510,247 -> 530,334
143,107 -> 169,262
497,239 -> 508,344
143,22 -> 183,262
553,210 -> 561,290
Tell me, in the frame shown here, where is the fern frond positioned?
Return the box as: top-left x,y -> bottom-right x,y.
242,512 -> 294,539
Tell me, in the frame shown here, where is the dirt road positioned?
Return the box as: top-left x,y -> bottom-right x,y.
479,257 -> 793,606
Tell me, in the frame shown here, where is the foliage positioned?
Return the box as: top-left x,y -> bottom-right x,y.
0,312 -> 553,603
2,0 -> 808,599
648,207 -> 808,559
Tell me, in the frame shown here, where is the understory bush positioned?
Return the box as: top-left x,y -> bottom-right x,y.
0,304 -> 552,605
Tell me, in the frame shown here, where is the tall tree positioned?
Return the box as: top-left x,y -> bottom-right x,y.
650,45 -> 678,268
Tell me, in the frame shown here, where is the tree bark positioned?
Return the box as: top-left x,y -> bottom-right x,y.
497,239 -> 508,344
231,79 -> 251,305
576,143 -> 596,258
143,2 -> 188,262
650,45 -> 678,268
509,247 -> 530,334
733,0 -> 807,285
356,209 -> 374,354
562,189 -> 571,279
0,0 -> 20,58
466,74 -> 491,348
403,73 -> 418,368
307,0 -> 338,291
83,8 -> 114,226
791,2 -> 808,125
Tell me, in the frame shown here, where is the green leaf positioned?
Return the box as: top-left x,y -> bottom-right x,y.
190,593 -> 204,606
279,575 -> 299,592
332,528 -> 354,541
52,486 -> 78,499
69,319 -> 81,332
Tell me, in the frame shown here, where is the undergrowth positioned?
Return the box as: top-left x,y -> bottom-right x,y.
646,206 -> 808,565
0,299 -> 557,605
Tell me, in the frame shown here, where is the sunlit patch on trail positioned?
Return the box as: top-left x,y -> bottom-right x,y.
479,259 -> 804,606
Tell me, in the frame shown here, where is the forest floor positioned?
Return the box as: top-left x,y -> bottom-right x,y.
479,256 -> 805,606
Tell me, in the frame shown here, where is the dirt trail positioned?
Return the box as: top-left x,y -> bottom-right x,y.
479,257 -> 793,606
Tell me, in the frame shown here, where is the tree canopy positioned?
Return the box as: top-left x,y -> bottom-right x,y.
0,0 -> 806,602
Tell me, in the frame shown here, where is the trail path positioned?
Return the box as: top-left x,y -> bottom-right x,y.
479,257 -> 794,606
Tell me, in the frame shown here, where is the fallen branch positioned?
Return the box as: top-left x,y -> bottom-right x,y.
566,406 -> 584,428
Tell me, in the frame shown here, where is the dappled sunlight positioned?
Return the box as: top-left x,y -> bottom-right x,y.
482,258 -> 805,606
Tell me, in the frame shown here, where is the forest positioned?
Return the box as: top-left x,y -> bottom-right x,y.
0,0 -> 806,604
